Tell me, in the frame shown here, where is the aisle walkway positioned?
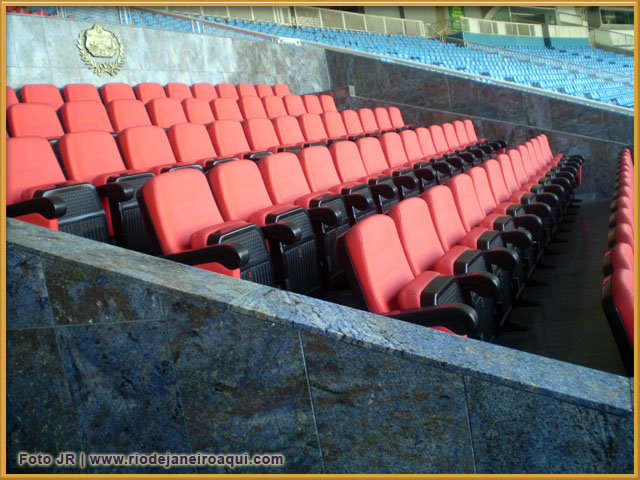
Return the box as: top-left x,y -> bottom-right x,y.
498,199 -> 626,375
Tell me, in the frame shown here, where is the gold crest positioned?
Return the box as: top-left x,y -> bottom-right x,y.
77,23 -> 125,76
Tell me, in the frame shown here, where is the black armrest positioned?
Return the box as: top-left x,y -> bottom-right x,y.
506,204 -> 525,216
456,271 -> 500,298
551,173 -> 574,187
476,230 -> 502,250
308,206 -> 341,227
369,181 -> 398,199
391,173 -> 417,190
342,193 -> 373,211
483,247 -> 519,271
538,183 -> 565,199
522,202 -> 552,218
535,192 -> 559,207
558,165 -> 578,174
537,176 -> 551,186
7,196 -> 67,219
444,156 -> 464,170
512,214 -> 543,236
520,192 -> 537,205
245,151 -> 272,160
413,165 -> 436,182
453,249 -> 487,274
160,163 -> 203,173
277,145 -> 302,154
430,160 -> 454,176
163,242 -> 249,269
500,228 -> 533,249
530,184 -> 544,195
327,138 -> 347,145
261,221 -> 301,245
96,182 -> 134,202
602,253 -> 613,277
203,157 -> 239,168
491,215 -> 515,232
303,141 -> 328,148
385,303 -> 478,335
347,135 -> 367,141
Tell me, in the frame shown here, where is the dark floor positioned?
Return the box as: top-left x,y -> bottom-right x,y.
324,198 -> 626,376
496,198 -> 625,375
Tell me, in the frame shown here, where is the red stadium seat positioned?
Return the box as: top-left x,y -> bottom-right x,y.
119,125 -> 195,174
146,97 -> 188,129
236,83 -> 258,98
283,94 -> 307,117
139,168 -> 275,284
302,94 -> 323,115
262,95 -> 288,119
238,96 -> 268,120
100,83 -> 136,104
164,82 -> 193,101
255,84 -> 274,98
272,84 -> 291,97
181,98 -> 215,125
7,103 -> 64,139
215,82 -> 239,100
62,83 -> 101,102
210,97 -> 243,121
602,268 -> 634,375
134,82 -> 166,104
20,84 -> 63,110
319,94 -> 337,113
167,123 -> 218,166
190,82 -> 218,101
106,99 -> 152,132
7,86 -> 19,107
59,100 -> 114,133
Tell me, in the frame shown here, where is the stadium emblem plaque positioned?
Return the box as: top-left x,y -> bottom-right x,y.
76,23 -> 125,76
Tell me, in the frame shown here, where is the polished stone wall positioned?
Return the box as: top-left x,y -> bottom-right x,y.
5,14 -> 330,94
324,51 -> 633,199
6,219 -> 634,474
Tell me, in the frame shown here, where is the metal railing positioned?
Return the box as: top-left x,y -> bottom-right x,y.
593,29 -> 634,51
460,16 -> 543,38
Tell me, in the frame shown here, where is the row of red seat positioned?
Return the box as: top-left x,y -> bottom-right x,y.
602,148 -> 634,375
6,82 -> 296,111
339,133 -> 583,338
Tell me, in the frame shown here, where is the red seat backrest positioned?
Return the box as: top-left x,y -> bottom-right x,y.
262,95 -> 288,119
283,94 -> 307,117
379,132 -> 409,169
399,129 -> 425,164
321,111 -> 348,139
496,154 -> 522,196
415,127 -> 438,158
181,98 -> 215,125
7,86 -> 20,107
118,125 -> 177,170
428,125 -> 450,155
453,120 -> 470,145
358,108 -> 379,133
446,174 -> 486,232
62,83 -> 101,102
20,84 -> 64,110
356,136 -> 391,175
141,168 -> 225,254
341,109 -> 365,136
388,106 -> 405,128
272,115 -> 306,146
298,145 -> 343,192
7,103 -> 64,140
6,136 -> 67,204
207,119 -> 251,157
106,99 -> 152,132
58,131 -> 126,183
298,113 -> 328,143
481,159 -> 512,205
255,84 -> 274,98
215,83 -> 239,100
134,82 -> 166,104
190,83 -> 218,102
238,96 -> 268,120
442,123 -> 461,150
319,94 -> 337,113
611,269 -> 634,343
273,84 -> 291,97
467,167 -> 499,217
422,185 -> 467,250
258,152 -> 312,205
146,97 -> 188,129
210,97 -> 243,122
100,83 -> 136,104
343,214 -> 415,314
164,82 -> 193,101
464,119 -> 479,143
330,140 -> 368,183
388,197 -> 446,277
373,107 -> 393,131
59,100 -> 114,133
207,159 -> 273,221
302,94 -> 323,115
243,117 -> 280,151
167,123 -> 217,164
236,83 -> 258,98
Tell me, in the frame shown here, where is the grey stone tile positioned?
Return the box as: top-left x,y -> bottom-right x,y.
16,67 -> 53,85
7,247 -> 55,329
303,331 -> 474,473
228,286 -> 632,416
8,15 -> 50,68
56,321 -> 194,474
164,301 -> 322,473
465,375 -> 633,474
6,67 -> 22,89
7,328 -> 84,474
42,17 -> 87,69
42,258 -> 163,325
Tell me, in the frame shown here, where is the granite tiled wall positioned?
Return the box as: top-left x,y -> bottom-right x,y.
6,14 -> 330,94
6,219 -> 634,474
